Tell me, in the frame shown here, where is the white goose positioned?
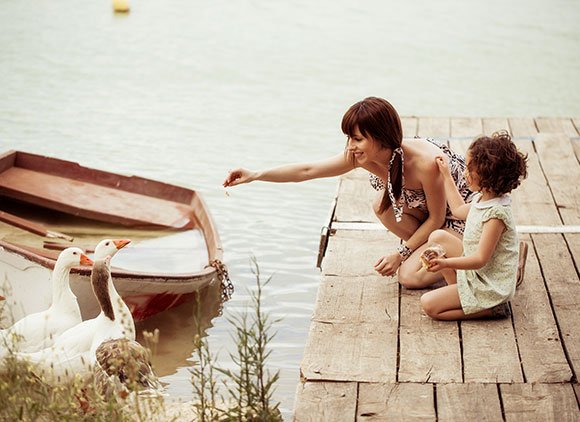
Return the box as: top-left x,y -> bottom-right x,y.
17,255 -> 134,384
0,247 -> 93,358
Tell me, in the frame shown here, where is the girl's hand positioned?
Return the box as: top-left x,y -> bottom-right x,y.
435,156 -> 453,180
426,257 -> 447,273
223,168 -> 257,187
374,252 -> 403,277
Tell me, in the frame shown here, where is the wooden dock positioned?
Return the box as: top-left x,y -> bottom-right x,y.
293,117 -> 580,421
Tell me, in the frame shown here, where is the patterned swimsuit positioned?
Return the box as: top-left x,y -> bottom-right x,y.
369,138 -> 474,234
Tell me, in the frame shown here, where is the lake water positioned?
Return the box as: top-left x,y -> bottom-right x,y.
1,0 -> 579,418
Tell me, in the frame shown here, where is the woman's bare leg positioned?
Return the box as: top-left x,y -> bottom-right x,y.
398,229 -> 463,289
420,284 -> 494,321
372,191 -> 426,241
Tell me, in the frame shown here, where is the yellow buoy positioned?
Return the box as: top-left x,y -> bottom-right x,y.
113,0 -> 130,13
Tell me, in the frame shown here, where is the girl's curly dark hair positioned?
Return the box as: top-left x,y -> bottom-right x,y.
467,130 -> 528,196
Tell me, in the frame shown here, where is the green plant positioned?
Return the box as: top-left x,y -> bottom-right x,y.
190,257 -> 282,421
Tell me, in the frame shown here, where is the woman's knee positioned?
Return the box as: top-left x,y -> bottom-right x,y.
398,265 -> 424,289
428,229 -> 450,244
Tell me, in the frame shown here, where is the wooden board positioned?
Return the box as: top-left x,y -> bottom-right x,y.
398,288 -> 462,383
533,133 -> 580,225
510,139 -> 562,226
334,171 -> 379,224
509,118 -> 538,138
482,118 -> 510,136
321,230 -> 399,277
293,382 -> 357,422
450,118 -> 483,138
313,275 -> 398,324
462,318 -> 523,383
437,384 -> 503,421
501,383 -> 579,422
510,235 -> 572,382
532,233 -> 580,379
300,321 -> 397,382
535,117 -> 579,137
357,383 -> 435,421
417,117 -> 450,138
401,117 -> 418,138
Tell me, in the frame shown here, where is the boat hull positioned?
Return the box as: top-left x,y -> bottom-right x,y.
0,244 -> 218,325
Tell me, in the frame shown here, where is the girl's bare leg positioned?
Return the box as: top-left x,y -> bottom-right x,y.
420,284 -> 494,321
398,229 -> 463,289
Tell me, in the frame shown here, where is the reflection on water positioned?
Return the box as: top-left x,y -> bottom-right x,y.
136,280 -> 223,380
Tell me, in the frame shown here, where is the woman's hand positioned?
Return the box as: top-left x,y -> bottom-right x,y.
223,168 -> 257,187
374,252 -> 403,277
435,155 -> 453,180
426,257 -> 447,273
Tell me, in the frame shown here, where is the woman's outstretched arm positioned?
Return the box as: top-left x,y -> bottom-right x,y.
223,153 -> 354,187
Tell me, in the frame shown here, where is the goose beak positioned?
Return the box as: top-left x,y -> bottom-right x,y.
0,295 -> 5,301
113,239 -> 131,250
80,254 -> 94,266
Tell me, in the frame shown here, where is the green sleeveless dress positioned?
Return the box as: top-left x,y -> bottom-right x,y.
457,194 -> 519,315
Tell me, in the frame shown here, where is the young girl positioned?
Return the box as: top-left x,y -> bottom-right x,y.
420,131 -> 528,320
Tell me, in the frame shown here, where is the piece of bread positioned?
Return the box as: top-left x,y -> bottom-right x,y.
420,243 -> 446,269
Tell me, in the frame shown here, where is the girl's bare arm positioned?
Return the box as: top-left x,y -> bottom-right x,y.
435,156 -> 470,220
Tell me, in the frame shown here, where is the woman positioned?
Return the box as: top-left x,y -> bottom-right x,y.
223,97 -> 473,288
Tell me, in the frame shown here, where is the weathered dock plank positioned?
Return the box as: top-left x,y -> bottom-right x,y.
313,275 -> 398,325
533,133 -> 580,225
417,117 -> 450,138
509,118 -> 537,138
512,139 -> 562,226
437,384 -> 503,421
462,318 -> 523,383
511,235 -> 572,383
357,383 -> 435,421
333,169 -> 377,224
501,383 -> 579,422
401,116 -> 418,138
532,233 -> 580,379
450,118 -> 483,138
301,321 -> 397,382
482,117 -> 510,136
321,230 -> 399,277
398,288 -> 462,383
535,117 -> 579,137
293,381 -> 357,422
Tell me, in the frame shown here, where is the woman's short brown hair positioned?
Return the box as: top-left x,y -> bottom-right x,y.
468,130 -> 528,196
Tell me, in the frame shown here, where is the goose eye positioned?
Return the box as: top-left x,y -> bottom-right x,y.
73,251 -> 78,255
106,242 -> 110,246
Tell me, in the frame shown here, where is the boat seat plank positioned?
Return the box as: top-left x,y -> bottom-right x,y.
511,236 -> 572,383
0,167 -> 194,229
